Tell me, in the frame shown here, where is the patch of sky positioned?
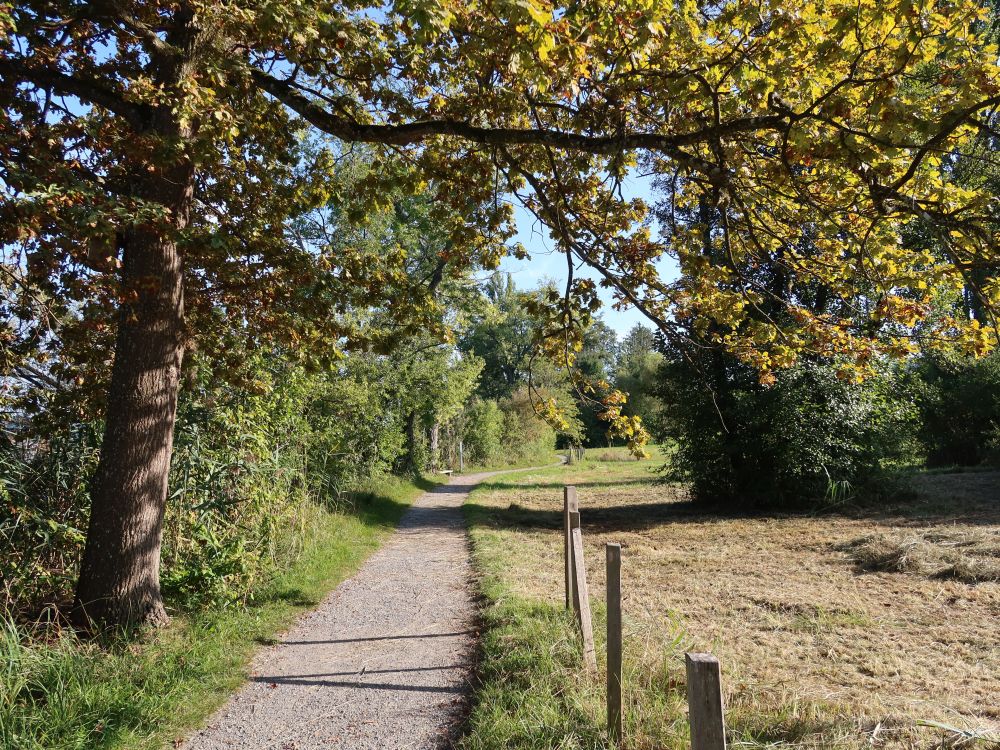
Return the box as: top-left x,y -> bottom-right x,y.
497,169 -> 678,336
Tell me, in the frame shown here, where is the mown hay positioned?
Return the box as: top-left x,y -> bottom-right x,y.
841,530 -> 1000,584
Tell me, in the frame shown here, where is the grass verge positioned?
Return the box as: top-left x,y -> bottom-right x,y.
460,476 -> 603,750
1,473 -> 443,750
460,461 -> 689,750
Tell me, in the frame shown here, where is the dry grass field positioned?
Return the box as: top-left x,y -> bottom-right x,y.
462,450 -> 1000,749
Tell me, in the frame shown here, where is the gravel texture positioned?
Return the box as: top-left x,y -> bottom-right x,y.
183,472 -> 499,750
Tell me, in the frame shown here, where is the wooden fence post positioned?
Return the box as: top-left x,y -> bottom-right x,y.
563,486 -> 578,610
569,510 -> 597,670
685,653 -> 727,750
606,543 -> 623,744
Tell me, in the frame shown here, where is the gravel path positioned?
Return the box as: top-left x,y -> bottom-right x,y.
182,471 -> 503,750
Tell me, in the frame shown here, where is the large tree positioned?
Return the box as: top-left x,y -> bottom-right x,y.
3,0 -> 1000,626
459,274 -> 538,400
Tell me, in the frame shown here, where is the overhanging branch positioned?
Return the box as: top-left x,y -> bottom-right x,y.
0,57 -> 154,130
251,69 -> 760,178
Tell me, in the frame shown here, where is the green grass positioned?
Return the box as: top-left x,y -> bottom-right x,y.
460,484 -> 607,750
456,449 -> 565,475
0,473 -> 443,750
459,457 -> 680,750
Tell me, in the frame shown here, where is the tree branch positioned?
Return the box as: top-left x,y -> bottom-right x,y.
0,57 -> 154,130
250,69 -> 781,179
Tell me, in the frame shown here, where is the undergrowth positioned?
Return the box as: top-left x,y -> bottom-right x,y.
0,474 -> 437,750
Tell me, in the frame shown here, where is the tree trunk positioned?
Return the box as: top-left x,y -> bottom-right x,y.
73,15 -> 198,629
404,411 -> 420,474
73,162 -> 192,628
73,219 -> 187,628
429,422 -> 440,471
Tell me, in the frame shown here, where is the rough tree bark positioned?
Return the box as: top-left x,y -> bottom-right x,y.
73,194 -> 189,628
72,14 -> 199,629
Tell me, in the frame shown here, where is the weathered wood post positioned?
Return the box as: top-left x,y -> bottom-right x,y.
563,486 -> 578,610
606,543 -> 623,744
685,653 -> 727,750
569,510 -> 597,670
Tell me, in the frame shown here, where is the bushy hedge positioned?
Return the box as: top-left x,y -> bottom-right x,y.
911,352 -> 1000,467
1,346 -> 563,618
454,391 -> 558,469
463,400 -> 506,466
654,356 -> 918,506
3,353 -> 439,617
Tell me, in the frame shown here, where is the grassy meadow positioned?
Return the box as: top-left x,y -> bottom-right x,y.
460,448 -> 1000,750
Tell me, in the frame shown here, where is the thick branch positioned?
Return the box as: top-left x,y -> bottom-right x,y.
250,69 -> 778,178
91,1 -> 182,61
0,57 -> 154,130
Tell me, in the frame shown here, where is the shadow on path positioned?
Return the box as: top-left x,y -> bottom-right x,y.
280,630 -> 476,646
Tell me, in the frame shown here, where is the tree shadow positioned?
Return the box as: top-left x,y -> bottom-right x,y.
479,477 -> 661,492
252,587 -> 320,609
466,470 -> 1000,532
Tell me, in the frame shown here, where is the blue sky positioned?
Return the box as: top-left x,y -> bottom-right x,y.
497,206 -> 652,336
498,172 -> 679,338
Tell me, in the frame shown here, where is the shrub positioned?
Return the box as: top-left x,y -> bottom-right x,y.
463,400 -> 506,466
1,350 -> 427,617
501,388 -> 559,465
0,425 -> 98,618
910,352 -> 1000,467
654,356 -> 918,506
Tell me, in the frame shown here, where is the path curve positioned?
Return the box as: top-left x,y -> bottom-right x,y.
183,469 -> 513,750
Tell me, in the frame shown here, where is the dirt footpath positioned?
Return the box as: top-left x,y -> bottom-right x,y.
183,471 -> 499,750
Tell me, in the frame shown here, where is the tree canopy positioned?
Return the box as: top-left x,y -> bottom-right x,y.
4,0 -> 1000,626
5,0 -> 1000,370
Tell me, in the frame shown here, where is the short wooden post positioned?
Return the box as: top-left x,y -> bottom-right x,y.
606,543 -> 623,744
569,511 -> 597,670
686,653 -> 727,750
563,486 -> 578,610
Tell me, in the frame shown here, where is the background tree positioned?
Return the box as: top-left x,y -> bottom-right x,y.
613,325 -> 664,433
570,319 -> 619,446
459,274 -> 537,400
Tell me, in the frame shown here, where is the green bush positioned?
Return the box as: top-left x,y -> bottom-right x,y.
463,400 -> 506,466
500,388 -> 560,465
654,356 -> 918,506
0,425 -> 99,618
911,352 -> 1000,467
1,348 -> 444,617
